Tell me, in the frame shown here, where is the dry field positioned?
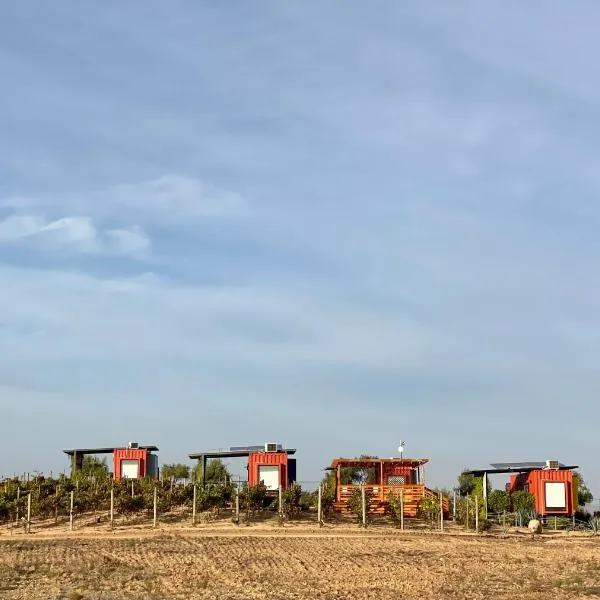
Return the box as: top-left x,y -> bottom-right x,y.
1,525 -> 600,600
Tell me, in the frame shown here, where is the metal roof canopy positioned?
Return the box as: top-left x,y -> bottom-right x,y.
188,447 -> 296,461
64,445 -> 159,456
465,462 -> 578,477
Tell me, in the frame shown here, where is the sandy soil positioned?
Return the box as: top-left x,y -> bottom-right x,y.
1,523 -> 599,599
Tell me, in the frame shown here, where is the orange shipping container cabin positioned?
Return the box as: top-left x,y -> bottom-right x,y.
466,460 -> 579,517
509,467 -> 577,516
63,442 -> 159,480
248,447 -> 295,492
189,442 -> 297,491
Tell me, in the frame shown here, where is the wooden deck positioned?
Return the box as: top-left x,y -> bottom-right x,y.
335,484 -> 449,517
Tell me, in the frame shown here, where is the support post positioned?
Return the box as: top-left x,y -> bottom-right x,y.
27,493 -> 32,534
475,495 -> 479,533
278,485 -> 283,523
131,480 -> 134,498
192,484 -> 197,526
400,489 -> 404,531
16,487 -> 20,523
361,484 -> 367,528
317,484 -> 323,526
440,492 -> 444,532
69,490 -> 74,531
110,487 -> 114,528
235,485 -> 240,525
466,498 -> 469,530
453,491 -> 457,521
153,487 -> 157,528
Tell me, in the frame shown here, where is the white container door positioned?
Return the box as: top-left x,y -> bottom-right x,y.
121,459 -> 139,479
257,465 -> 279,491
544,481 -> 566,510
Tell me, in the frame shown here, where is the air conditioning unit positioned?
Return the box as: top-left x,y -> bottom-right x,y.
128,441 -> 139,449
265,442 -> 279,453
545,460 -> 560,470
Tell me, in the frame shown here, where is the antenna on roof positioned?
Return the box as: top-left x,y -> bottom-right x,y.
398,441 -> 406,459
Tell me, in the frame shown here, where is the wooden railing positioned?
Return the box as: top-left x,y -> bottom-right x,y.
335,484 -> 449,517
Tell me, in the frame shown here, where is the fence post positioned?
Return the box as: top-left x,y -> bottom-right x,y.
110,486 -> 114,528
278,485 -> 283,524
475,496 -> 479,533
439,492 -> 444,533
453,491 -> 456,521
27,494 -> 32,534
235,485 -> 240,525
317,484 -> 323,526
400,489 -> 404,531
192,484 -> 197,526
131,481 -> 134,499
153,487 -> 158,528
69,490 -> 74,531
361,484 -> 367,528
16,487 -> 20,524
466,498 -> 469,530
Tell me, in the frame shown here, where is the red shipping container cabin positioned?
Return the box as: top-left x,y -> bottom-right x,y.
248,448 -> 292,492
188,442 -> 297,490
466,460 -> 580,517
64,442 -> 159,480
114,447 -> 153,480
509,467 -> 577,516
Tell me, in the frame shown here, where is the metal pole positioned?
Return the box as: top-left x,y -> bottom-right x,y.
278,485 -> 283,519
235,485 -> 240,525
131,480 -> 134,498
110,487 -> 114,528
317,484 -> 322,525
475,496 -> 479,533
439,492 -> 444,532
466,498 -> 469,530
69,490 -> 74,531
16,487 -> 20,523
453,491 -> 457,521
361,484 -> 367,528
400,489 -> 404,531
153,487 -> 157,528
27,494 -> 32,534
192,484 -> 197,526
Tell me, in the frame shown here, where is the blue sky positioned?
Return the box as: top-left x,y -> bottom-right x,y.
1,2 -> 599,494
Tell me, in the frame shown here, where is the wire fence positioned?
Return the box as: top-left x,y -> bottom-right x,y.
2,475 -> 598,536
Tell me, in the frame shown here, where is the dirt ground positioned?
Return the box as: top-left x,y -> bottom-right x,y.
1,523 -> 599,600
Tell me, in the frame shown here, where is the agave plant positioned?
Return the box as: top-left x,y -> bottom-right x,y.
589,515 -> 600,535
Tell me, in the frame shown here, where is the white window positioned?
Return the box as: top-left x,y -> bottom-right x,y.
257,465 -> 279,491
121,459 -> 139,479
545,482 -> 566,509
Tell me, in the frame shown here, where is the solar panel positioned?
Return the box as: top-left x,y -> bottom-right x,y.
490,461 -> 565,470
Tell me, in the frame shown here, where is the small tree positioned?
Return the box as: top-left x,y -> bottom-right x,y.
418,496 -> 441,529
457,470 -> 475,496
574,472 -> 594,508
280,483 -> 302,520
161,463 -> 190,482
194,459 -> 231,485
347,487 -> 372,524
488,490 -> 510,515
240,483 -> 267,520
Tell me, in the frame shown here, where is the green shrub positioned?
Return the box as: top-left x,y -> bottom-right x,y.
488,490 -> 510,515
347,487 -> 372,524
418,496 -> 441,529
